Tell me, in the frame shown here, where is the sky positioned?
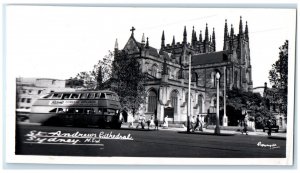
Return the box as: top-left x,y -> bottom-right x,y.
6,6 -> 296,87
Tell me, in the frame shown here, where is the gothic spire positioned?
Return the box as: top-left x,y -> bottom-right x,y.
199,30 -> 203,42
212,27 -> 216,51
172,35 -> 175,46
146,37 -> 149,48
230,24 -> 234,38
245,21 -> 249,40
224,19 -> 228,40
161,30 -> 165,48
141,33 -> 145,45
212,28 -> 215,42
191,26 -> 195,43
183,26 -> 187,44
205,23 -> 209,42
114,38 -> 118,50
239,16 -> 243,35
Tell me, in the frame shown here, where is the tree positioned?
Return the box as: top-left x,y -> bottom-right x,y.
111,50 -> 147,116
91,51 -> 113,89
226,88 -> 272,127
268,40 -> 288,115
68,51 -> 113,90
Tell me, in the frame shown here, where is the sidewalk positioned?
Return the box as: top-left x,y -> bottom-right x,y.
125,123 -> 286,139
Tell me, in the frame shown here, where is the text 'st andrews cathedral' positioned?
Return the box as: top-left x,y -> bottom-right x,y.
113,16 -> 253,126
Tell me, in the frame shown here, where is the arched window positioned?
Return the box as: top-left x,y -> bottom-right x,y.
192,72 -> 198,82
198,95 -> 203,113
147,90 -> 157,113
211,72 -> 216,87
151,64 -> 158,77
234,71 -> 238,87
171,91 -> 178,114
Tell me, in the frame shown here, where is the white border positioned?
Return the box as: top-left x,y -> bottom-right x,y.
2,0 -> 297,167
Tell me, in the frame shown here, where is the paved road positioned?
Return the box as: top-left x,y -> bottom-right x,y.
15,124 -> 286,158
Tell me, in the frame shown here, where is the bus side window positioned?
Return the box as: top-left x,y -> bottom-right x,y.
66,108 -> 75,113
43,93 -> 53,99
62,94 -> 71,99
75,108 -> 83,114
70,93 -> 79,99
103,108 -> 108,114
95,93 -> 100,99
52,93 -> 62,99
57,108 -> 64,113
98,108 -> 103,114
88,93 -> 95,99
106,94 -> 112,99
100,93 -> 105,99
85,108 -> 94,114
107,109 -> 115,115
49,108 -> 57,113
80,93 -> 89,99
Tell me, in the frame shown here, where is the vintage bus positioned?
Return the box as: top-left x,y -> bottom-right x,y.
29,90 -> 123,128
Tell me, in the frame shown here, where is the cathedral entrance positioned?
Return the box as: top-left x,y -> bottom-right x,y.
164,107 -> 174,123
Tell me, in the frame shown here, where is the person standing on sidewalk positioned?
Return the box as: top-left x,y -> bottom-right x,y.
199,114 -> 204,131
127,112 -> 134,128
163,115 -> 168,128
149,115 -> 155,129
193,115 -> 200,131
241,120 -> 248,135
190,116 -> 195,131
154,117 -> 159,130
267,119 -> 272,136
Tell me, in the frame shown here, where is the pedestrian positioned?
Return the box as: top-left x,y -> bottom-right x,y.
141,115 -> 145,129
154,117 -> 159,130
199,114 -> 204,131
241,121 -> 248,135
190,116 -> 195,132
127,112 -> 134,128
193,115 -> 200,131
136,115 -> 145,129
149,115 -> 155,129
267,119 -> 272,136
163,115 -> 168,128
146,117 -> 151,130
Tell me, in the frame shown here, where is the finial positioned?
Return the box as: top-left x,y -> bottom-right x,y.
205,23 -> 209,42
161,30 -> 165,48
146,37 -> 149,48
114,38 -> 118,50
130,26 -> 135,36
141,33 -> 145,44
199,30 -> 203,42
183,26 -> 187,43
239,16 -> 243,34
172,35 -> 175,45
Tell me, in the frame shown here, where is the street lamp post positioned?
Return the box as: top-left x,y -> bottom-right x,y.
187,53 -> 192,133
223,66 -> 228,126
215,72 -> 221,135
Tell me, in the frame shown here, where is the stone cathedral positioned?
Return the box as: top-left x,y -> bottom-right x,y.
113,17 -> 253,125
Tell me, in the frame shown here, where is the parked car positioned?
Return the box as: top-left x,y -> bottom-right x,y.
263,121 -> 279,133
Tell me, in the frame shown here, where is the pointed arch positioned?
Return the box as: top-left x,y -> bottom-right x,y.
147,88 -> 157,113
151,64 -> 158,77
198,94 -> 204,114
192,71 -> 198,82
170,90 -> 179,114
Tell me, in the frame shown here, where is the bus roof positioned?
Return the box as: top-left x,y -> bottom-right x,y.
50,90 -> 117,94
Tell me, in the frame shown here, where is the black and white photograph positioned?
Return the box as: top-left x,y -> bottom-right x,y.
3,3 -> 296,166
